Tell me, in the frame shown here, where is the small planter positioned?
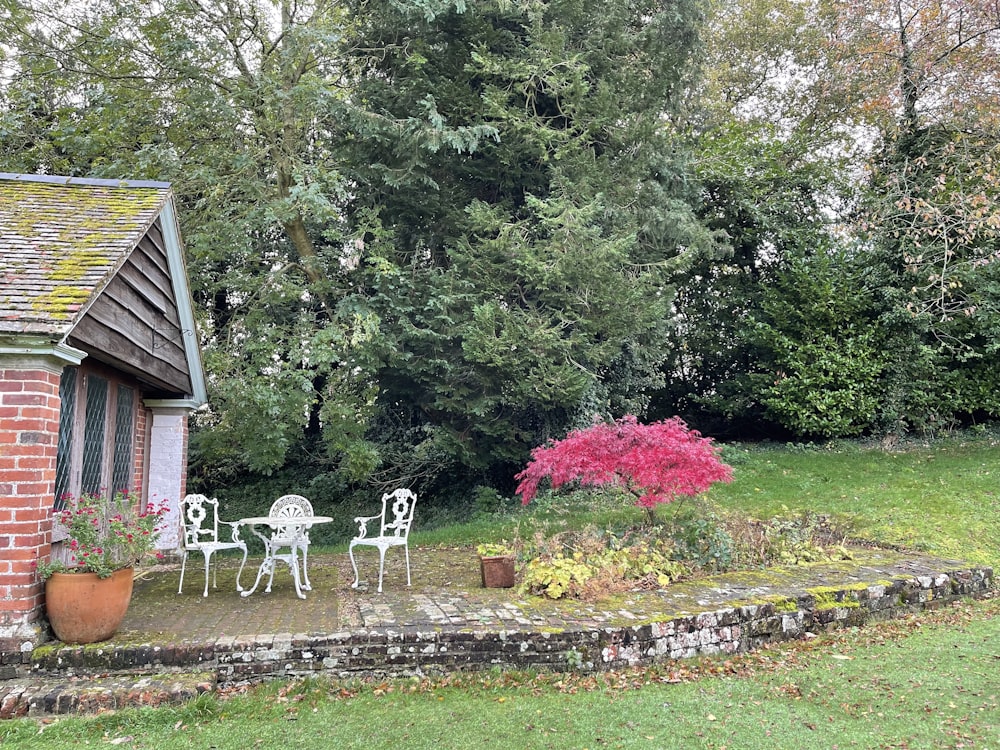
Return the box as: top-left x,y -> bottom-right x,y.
44,567 -> 134,644
479,555 -> 516,588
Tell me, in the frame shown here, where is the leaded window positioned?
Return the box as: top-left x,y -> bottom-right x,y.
53,367 -> 77,510
54,365 -> 139,508
112,384 -> 136,492
81,375 -> 108,495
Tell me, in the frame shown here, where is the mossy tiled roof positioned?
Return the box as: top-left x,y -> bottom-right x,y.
0,173 -> 172,337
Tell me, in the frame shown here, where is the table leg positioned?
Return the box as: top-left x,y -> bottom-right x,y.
236,522 -> 314,599
287,549 -> 306,599
241,555 -> 274,598
300,543 -> 312,591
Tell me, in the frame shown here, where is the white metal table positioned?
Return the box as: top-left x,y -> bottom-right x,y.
238,515 -> 333,599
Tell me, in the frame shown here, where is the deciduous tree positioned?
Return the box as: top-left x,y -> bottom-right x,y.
822,0 -> 1000,136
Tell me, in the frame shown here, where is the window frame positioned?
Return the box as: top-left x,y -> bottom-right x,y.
54,362 -> 140,516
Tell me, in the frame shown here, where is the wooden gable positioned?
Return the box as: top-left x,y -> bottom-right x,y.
67,221 -> 194,397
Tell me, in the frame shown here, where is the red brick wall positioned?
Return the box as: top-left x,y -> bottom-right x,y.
0,367 -> 61,632
134,404 -> 148,503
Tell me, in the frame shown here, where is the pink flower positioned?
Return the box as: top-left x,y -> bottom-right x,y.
40,488 -> 165,578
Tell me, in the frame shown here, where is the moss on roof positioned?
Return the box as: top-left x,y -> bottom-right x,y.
0,175 -> 170,336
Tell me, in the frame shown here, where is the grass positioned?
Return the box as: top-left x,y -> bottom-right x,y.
2,434 -> 998,746
711,436 -> 1000,567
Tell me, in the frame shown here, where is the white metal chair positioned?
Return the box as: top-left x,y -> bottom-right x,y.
178,494 -> 248,597
349,488 -> 417,593
244,494 -> 314,599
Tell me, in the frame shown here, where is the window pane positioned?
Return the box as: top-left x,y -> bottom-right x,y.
81,375 -> 108,495
54,367 -> 78,509
112,384 -> 135,493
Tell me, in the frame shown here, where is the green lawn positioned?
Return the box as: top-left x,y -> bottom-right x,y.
712,437 -> 1000,567
419,435 -> 1000,568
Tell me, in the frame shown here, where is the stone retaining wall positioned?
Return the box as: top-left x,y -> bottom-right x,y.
24,566 -> 994,687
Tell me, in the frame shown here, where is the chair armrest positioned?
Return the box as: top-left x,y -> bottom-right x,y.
220,521 -> 244,545
353,514 -> 381,539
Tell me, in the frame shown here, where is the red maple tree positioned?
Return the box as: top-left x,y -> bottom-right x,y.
515,415 -> 732,510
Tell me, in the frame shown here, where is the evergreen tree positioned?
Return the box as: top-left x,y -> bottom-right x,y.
336,0 -> 721,489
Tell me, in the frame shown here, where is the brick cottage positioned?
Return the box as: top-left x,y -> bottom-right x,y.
0,173 -> 206,651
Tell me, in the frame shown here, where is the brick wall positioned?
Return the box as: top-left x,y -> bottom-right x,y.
0,366 -> 61,647
133,406 -> 148,500
145,407 -> 190,550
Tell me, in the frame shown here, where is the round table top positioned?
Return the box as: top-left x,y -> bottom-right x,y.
239,515 -> 333,526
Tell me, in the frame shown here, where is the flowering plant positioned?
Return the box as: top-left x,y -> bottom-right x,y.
36,490 -> 168,579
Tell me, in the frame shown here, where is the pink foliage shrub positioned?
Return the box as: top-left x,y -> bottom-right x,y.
515,415 -> 733,509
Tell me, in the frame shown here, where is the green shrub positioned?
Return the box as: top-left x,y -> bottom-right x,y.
519,553 -> 595,599
669,513 -> 735,572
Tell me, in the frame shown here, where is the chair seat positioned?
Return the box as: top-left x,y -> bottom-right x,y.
197,540 -> 244,553
351,535 -> 408,548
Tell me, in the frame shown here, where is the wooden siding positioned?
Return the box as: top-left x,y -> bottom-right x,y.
66,220 -> 193,397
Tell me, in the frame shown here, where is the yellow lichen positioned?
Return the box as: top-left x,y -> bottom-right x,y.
1,180 -> 166,289
806,585 -> 862,610
31,286 -> 92,318
49,250 -> 111,281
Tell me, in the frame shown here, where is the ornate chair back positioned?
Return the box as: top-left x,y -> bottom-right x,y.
377,488 -> 417,540
181,494 -> 222,548
268,494 -> 313,547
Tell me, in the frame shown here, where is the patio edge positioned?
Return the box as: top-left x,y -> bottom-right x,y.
1,562 -> 994,718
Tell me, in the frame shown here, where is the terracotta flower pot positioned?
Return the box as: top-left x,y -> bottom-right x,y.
44,568 -> 134,644
479,555 -> 516,588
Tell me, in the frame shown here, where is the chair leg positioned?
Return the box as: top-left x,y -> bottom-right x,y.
349,543 -> 360,589
404,544 -> 411,586
235,548 -> 248,592
202,551 -> 213,597
178,551 -> 187,594
377,547 -> 387,594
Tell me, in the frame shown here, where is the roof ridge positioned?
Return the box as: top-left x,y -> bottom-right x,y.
0,172 -> 171,190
